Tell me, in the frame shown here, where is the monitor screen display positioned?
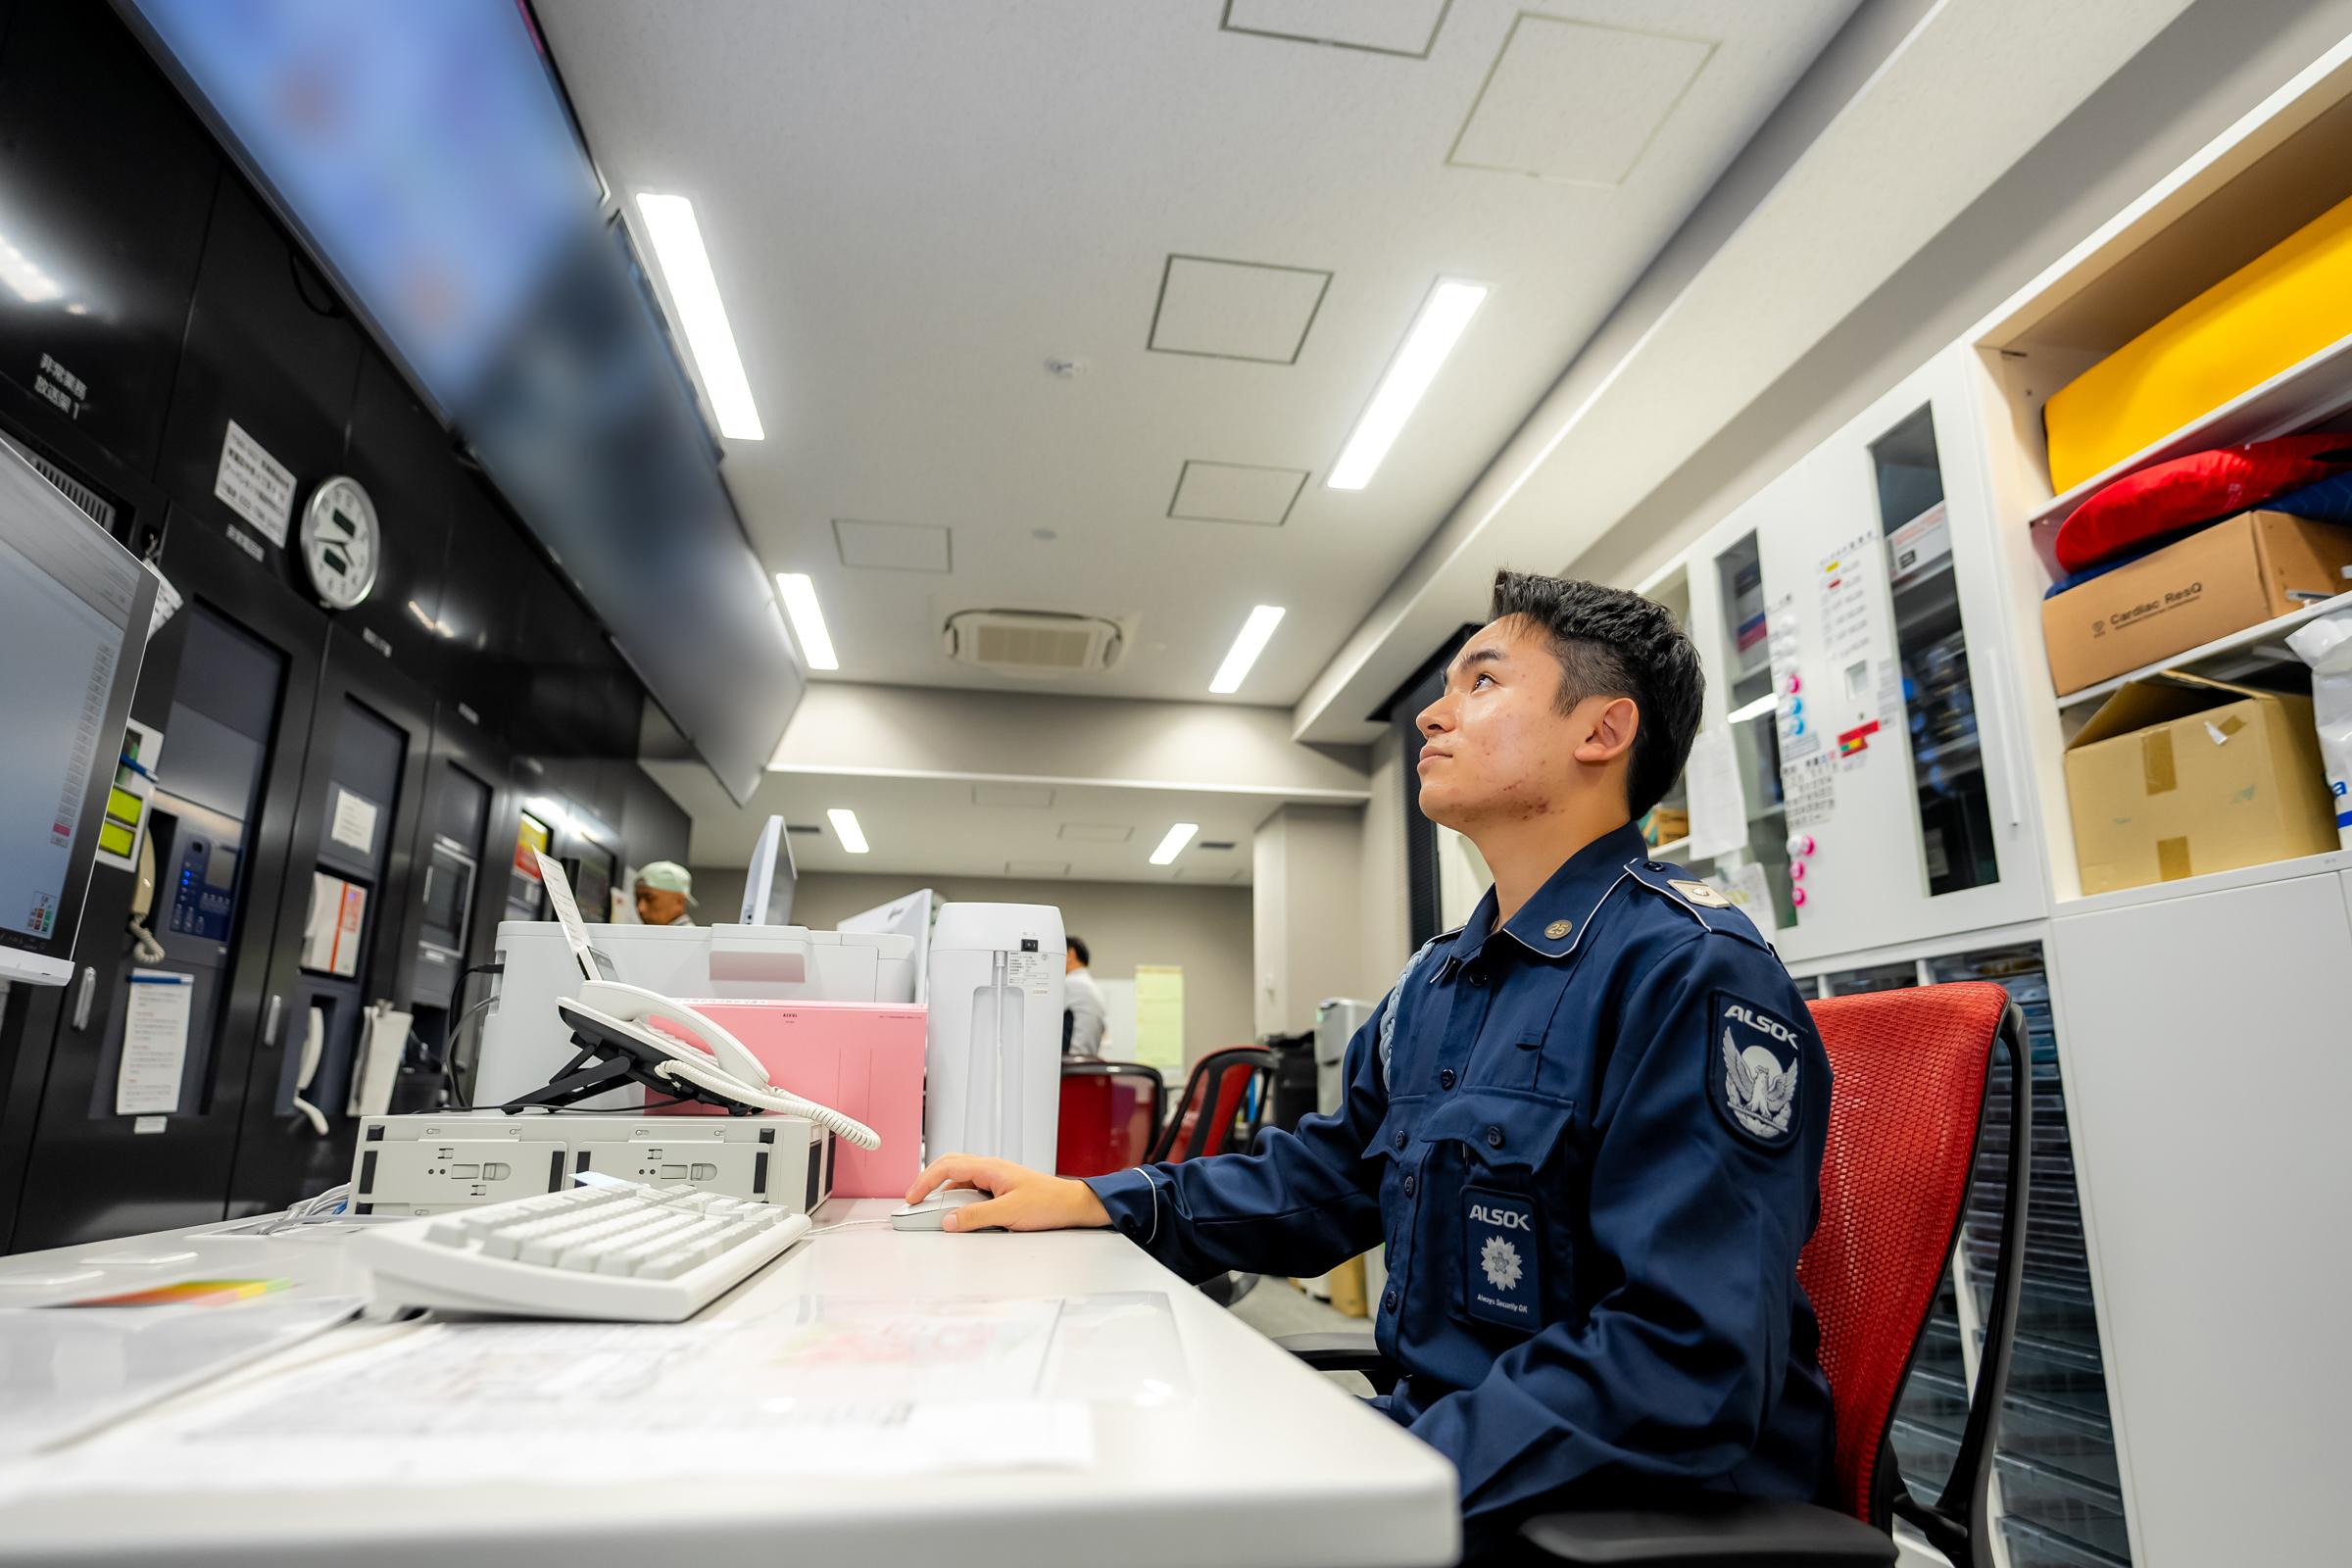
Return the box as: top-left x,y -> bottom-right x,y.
0,447 -> 157,983
116,0 -> 602,418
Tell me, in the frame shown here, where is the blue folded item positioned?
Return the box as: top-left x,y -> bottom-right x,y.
2266,470 -> 2352,523
2041,537 -> 2168,598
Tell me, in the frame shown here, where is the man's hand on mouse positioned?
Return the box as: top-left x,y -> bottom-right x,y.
905,1155 -> 1112,1233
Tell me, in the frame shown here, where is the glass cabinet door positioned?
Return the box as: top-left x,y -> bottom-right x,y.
1871,408 -> 2000,898
1691,530 -> 1796,929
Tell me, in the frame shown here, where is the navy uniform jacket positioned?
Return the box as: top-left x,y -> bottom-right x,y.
1084,821 -> 1835,1524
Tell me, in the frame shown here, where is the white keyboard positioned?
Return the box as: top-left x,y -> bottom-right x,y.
356,1179 -> 811,1322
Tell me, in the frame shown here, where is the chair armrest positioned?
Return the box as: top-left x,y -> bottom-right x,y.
1517,1496 -> 1896,1566
1272,1330 -> 1403,1395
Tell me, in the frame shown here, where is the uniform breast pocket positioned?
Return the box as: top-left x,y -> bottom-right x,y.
1418,1090 -> 1577,1336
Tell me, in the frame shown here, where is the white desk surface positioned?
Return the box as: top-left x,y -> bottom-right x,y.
0,1200 -> 1460,1567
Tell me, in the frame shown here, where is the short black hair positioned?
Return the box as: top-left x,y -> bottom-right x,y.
1487,569 -> 1704,819
1068,935 -> 1090,967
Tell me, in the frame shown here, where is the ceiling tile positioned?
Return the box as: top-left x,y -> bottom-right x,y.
972,782 -> 1055,808
1004,858 -> 1071,876
1448,17 -> 1715,186
1150,255 -> 1332,364
1168,460 -> 1309,526
1175,867 -> 1243,882
1058,822 -> 1135,843
1222,0 -> 1451,58
834,517 -> 953,572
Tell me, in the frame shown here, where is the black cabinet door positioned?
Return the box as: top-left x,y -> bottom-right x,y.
9,516 -> 325,1249
222,626 -> 438,1215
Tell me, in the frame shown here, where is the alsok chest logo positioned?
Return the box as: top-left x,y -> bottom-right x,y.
1480,1234 -> 1523,1292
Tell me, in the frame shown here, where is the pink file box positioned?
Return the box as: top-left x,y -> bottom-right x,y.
658,1001 -> 927,1199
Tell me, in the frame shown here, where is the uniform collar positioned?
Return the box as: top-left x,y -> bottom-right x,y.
1448,821 -> 1648,968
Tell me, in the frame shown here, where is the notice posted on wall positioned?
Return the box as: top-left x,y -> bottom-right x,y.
213,420 -> 295,549
116,969 -> 193,1116
327,787 -> 379,857
1132,965 -> 1184,1073
1684,727 -> 1748,861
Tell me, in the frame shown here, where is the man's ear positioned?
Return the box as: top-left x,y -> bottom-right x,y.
1572,695 -> 1640,766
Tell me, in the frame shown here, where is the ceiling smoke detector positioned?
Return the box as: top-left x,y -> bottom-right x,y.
943,609 -> 1124,677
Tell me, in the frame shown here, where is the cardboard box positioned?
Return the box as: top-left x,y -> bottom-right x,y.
2042,511 -> 2352,696
2064,672 -> 2337,895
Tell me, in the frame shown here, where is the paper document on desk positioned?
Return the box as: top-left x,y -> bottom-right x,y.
0,1313 -> 1098,1501
0,1295 -> 362,1460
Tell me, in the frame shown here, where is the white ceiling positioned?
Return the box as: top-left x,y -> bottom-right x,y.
535,0 -> 1863,708
640,763 -> 1274,885
1291,0 -> 2214,740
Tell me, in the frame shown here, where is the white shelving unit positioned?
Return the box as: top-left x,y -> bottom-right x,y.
1630,35 -> 2352,1567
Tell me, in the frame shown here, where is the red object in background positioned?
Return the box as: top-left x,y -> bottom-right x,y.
1150,1048 -> 1278,1164
1054,1062 -> 1168,1179
1797,982 -> 2024,1543
2053,431 -> 2352,572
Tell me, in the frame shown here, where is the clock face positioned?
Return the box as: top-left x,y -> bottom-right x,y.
300,475 -> 378,611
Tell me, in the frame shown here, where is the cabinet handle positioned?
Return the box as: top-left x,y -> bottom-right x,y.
261,993 -> 283,1048
71,967 -> 96,1031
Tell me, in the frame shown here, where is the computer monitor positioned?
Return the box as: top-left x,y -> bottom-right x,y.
738,814 -> 797,926
0,444 -> 157,984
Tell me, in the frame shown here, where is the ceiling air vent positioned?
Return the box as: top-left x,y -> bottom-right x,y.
943,610 -> 1124,677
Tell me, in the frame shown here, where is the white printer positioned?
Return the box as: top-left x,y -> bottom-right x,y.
474,921 -> 916,1109
923,904 -> 1063,1172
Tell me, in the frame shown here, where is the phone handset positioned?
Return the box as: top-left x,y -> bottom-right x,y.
569,980 -> 881,1150
291,1004 -> 329,1136
127,829 -> 165,963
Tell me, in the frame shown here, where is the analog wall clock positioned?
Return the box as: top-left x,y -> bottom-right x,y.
299,474 -> 379,611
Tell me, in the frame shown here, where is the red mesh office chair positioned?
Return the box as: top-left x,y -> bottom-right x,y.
1150,1047 -> 1280,1310
1054,1060 -> 1167,1178
1290,983 -> 2031,1568
1149,1047 -> 1277,1163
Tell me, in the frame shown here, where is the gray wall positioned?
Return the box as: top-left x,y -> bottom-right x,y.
687,866 -> 1254,1069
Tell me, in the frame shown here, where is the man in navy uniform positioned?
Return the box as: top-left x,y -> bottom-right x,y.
909,571 -> 1834,1542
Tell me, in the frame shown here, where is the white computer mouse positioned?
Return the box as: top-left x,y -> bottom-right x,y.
890,1187 -> 998,1232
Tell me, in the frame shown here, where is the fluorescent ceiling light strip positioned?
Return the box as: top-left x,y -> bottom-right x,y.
1149,822 -> 1199,865
827,808 -> 870,854
1209,605 -> 1287,694
634,192 -> 764,440
1727,692 -> 1777,723
774,573 -> 839,671
1327,280 -> 1487,491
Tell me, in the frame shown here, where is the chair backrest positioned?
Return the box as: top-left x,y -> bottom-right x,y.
1054,1061 -> 1166,1178
1796,981 -> 2029,1555
1150,1047 -> 1277,1164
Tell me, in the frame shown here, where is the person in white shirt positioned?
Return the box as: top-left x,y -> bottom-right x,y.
1062,936 -> 1107,1057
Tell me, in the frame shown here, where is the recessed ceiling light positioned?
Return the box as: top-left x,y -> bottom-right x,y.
1149,822 -> 1199,865
634,192 -> 764,441
1209,605 -> 1286,695
827,808 -> 869,855
773,573 -> 838,671
1326,279 -> 1488,491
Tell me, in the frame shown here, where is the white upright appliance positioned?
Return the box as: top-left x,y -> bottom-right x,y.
923,904 -> 1063,1170
1314,998 -> 1377,1115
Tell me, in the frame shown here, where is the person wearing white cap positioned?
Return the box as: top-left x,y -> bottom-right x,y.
633,861 -> 699,927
